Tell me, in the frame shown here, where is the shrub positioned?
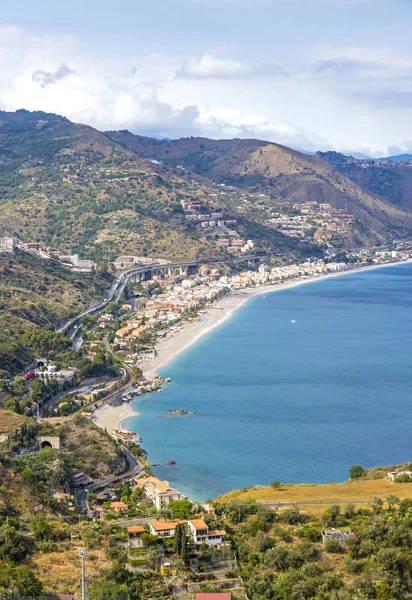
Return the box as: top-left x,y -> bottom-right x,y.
324,539 -> 346,554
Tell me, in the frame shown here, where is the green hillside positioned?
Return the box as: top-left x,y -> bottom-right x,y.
107,131 -> 412,247
0,110 -> 314,262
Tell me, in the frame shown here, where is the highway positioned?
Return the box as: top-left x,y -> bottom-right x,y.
56,254 -> 267,334
76,445 -> 143,516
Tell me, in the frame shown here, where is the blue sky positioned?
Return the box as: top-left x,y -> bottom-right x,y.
1,0 -> 412,155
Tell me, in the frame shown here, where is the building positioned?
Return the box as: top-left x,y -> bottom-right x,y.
149,520 -> 184,538
59,254 -> 96,273
133,476 -> 184,510
35,366 -> 75,382
196,594 -> 231,600
188,519 -> 225,546
0,237 -> 16,254
110,501 -> 128,513
128,525 -> 145,538
387,470 -> 412,482
112,428 -> 140,445
72,471 -> 93,488
321,528 -> 356,544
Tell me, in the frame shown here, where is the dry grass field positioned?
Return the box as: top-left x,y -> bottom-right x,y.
219,477 -> 412,510
0,408 -> 29,435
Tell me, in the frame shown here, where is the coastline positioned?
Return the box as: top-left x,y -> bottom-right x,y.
141,258 -> 412,379
93,258 -> 411,434
92,402 -> 139,434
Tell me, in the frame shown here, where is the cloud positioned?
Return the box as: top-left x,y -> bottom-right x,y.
177,54 -> 287,79
310,52 -> 412,109
1,22 -> 412,157
32,63 -> 76,88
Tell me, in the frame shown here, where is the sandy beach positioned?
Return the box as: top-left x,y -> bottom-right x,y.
93,402 -> 139,433
92,258 -> 411,433
141,259 -> 412,378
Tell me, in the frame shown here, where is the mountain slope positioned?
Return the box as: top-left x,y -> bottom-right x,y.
0,110 -> 317,261
318,150 -> 412,212
107,131 -> 412,246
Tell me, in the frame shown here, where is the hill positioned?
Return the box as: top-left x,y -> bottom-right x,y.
0,251 -> 111,376
317,150 -> 412,212
0,109 -> 314,262
107,131 -> 412,246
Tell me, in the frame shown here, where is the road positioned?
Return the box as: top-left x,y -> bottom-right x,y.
72,333 -> 83,351
76,445 -> 143,516
262,499 -> 376,508
56,254 -> 267,334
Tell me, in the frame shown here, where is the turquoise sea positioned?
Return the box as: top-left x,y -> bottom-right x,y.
124,263 -> 412,502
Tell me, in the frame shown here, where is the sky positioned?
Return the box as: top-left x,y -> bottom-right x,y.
1,0 -> 412,156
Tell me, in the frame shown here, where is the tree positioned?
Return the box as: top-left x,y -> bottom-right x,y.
0,524 -> 30,563
89,580 -> 128,600
324,539 -> 345,554
350,465 -> 365,479
0,565 -> 43,596
174,523 -> 183,555
170,498 -> 193,519
29,519 -> 52,541
270,480 -> 281,490
387,495 -> 401,509
180,527 -> 188,564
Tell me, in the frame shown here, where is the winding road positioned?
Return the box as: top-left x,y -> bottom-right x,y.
56,254 -> 267,335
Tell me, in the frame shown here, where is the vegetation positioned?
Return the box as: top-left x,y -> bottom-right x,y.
107,130 -> 412,247
214,496 -> 412,599
0,251 -> 111,377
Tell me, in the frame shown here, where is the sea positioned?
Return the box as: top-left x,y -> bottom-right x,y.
123,262 -> 412,502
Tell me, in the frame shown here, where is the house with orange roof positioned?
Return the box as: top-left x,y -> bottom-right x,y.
133,476 -> 184,510
110,501 -> 128,513
149,520 -> 186,538
188,519 -> 225,546
115,325 -> 135,338
127,525 -> 145,537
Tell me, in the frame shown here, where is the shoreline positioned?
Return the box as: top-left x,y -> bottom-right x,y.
93,258 -> 411,434
92,402 -> 140,434
141,258 -> 412,379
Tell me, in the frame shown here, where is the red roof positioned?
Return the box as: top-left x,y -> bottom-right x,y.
196,595 -> 231,600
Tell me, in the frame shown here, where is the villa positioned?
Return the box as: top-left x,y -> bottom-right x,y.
149,520 -> 184,537
110,501 -> 128,513
133,476 -> 184,510
188,519 -> 225,546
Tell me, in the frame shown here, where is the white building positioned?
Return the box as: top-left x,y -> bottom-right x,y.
0,237 -> 16,254
149,520 -> 183,538
188,519 -> 225,546
133,476 -> 184,510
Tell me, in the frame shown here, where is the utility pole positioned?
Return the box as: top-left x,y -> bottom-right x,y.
75,547 -> 88,600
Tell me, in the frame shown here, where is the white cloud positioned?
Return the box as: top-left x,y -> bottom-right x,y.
1,23 -> 412,157
177,54 -> 287,79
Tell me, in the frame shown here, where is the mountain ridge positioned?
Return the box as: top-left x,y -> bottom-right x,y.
107,129 -> 412,246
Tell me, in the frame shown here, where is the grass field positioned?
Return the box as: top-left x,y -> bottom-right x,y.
0,409 -> 29,435
218,478 -> 412,508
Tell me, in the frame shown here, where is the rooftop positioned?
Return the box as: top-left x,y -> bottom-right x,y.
149,520 -> 185,532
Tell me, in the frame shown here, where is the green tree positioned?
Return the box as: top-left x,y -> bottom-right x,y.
0,524 -> 30,563
350,465 -> 365,479
89,580 -> 129,600
174,523 -> 183,555
270,480 -> 281,489
180,527 -> 188,564
0,565 -> 43,596
170,498 -> 193,519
